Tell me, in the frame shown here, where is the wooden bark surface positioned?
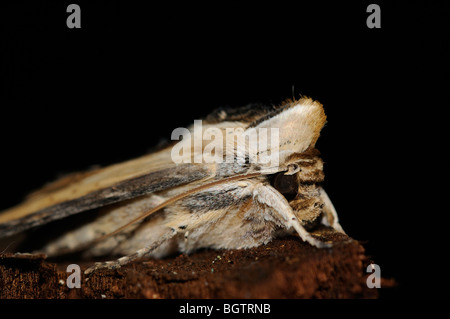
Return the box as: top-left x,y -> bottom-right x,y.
0,228 -> 378,299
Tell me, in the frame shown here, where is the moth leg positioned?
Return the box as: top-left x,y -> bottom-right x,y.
254,184 -> 332,248
318,187 -> 346,234
84,228 -> 176,275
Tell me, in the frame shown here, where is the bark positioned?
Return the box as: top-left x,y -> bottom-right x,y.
0,227 -> 378,299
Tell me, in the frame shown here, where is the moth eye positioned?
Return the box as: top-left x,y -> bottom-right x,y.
272,173 -> 298,201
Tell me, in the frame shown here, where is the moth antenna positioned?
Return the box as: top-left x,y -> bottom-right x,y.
0,241 -> 15,254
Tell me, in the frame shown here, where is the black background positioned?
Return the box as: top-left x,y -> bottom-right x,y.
0,1 -> 449,300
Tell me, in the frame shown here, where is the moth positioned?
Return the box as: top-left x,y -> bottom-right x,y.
0,97 -> 344,274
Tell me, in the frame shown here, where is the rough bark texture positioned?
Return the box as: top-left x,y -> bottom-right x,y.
0,228 -> 378,299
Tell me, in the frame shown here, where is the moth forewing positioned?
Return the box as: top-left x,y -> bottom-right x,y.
0,162 -> 217,238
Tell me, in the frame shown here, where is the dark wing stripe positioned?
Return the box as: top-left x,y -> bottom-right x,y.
0,164 -> 211,238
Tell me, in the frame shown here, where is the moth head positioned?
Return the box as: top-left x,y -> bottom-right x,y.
270,155 -> 325,227
271,171 -> 299,201
247,97 -> 327,171
251,98 -> 327,225
271,153 -> 324,195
